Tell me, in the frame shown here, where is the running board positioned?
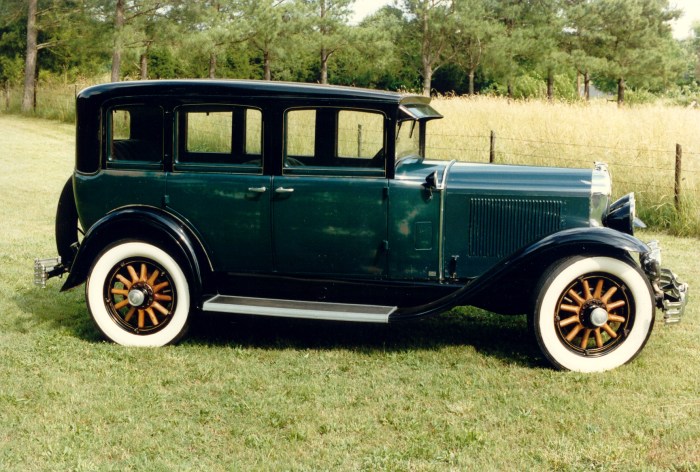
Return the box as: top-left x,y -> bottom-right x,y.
202,295 -> 395,323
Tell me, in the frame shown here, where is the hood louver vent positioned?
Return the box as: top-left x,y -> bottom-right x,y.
469,198 -> 563,257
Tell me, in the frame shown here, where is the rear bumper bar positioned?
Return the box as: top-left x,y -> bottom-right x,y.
34,257 -> 67,288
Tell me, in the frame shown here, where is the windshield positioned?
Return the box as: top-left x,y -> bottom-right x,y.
396,120 -> 420,158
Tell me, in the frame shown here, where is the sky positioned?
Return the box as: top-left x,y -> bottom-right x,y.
351,0 -> 700,40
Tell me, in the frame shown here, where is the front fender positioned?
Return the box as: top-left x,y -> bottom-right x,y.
61,206 -> 207,305
393,227 -> 650,320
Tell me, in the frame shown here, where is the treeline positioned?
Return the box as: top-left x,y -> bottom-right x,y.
1,0 -> 699,111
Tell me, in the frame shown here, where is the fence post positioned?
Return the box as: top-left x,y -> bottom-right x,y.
674,143 -> 682,211
357,124 -> 363,157
489,130 -> 496,163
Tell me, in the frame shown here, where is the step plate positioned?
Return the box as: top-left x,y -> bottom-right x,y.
202,295 -> 395,323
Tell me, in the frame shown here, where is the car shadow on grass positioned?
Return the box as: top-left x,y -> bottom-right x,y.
186,308 -> 544,369
18,285 -> 543,369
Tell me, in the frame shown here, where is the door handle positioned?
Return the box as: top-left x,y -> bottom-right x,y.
274,187 -> 295,193
248,186 -> 267,193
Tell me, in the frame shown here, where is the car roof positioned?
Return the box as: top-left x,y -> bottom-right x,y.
77,79 -> 430,107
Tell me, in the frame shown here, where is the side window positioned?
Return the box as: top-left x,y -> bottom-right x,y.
284,108 -> 385,176
108,105 -> 163,165
176,106 -> 262,172
337,110 -> 384,162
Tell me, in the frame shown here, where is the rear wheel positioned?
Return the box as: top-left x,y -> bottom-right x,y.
532,256 -> 654,372
86,241 -> 191,346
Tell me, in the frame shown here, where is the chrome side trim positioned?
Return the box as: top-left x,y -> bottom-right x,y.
438,160 -> 456,281
202,295 -> 395,323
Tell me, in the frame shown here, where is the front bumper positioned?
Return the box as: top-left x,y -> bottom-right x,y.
641,241 -> 689,324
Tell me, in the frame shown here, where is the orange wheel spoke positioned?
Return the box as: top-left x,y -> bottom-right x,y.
154,293 -> 172,302
111,288 -> 129,296
601,323 -> 618,339
565,324 -> 584,342
114,299 -> 130,310
560,304 -> 580,315
138,310 -> 145,328
152,301 -> 170,316
567,289 -> 586,306
147,269 -> 160,285
594,328 -> 603,348
608,314 -> 626,323
146,308 -> 158,326
152,281 -> 170,293
116,274 -> 132,289
593,279 -> 604,299
124,307 -> 136,322
601,286 -> 618,304
140,263 -> 147,282
580,329 -> 592,349
582,280 -> 593,300
606,300 -> 626,311
127,265 -> 139,284
559,315 -> 580,328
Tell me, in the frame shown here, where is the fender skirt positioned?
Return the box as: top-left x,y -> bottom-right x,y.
60,207 -> 205,301
391,227 -> 650,320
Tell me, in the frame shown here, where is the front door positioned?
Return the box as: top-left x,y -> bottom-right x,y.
272,108 -> 389,277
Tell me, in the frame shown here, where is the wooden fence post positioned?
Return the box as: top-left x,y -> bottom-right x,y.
489,130 -> 496,163
674,144 -> 682,211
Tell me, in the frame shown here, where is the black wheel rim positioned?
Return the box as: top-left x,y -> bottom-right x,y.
554,272 -> 635,356
103,257 -> 177,335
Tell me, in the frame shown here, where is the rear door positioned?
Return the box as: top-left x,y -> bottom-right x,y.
165,105 -> 272,273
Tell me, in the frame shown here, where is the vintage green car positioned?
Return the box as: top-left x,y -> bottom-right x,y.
35,80 -> 687,372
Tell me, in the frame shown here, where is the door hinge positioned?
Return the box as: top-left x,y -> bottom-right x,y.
162,194 -> 170,207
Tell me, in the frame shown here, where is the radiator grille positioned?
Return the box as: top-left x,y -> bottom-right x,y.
468,198 -> 563,257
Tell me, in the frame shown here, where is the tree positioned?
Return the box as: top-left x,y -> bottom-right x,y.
298,0 -> 354,84
593,0 -> 681,105
244,0 -> 295,81
399,0 -> 456,96
451,0 -> 502,95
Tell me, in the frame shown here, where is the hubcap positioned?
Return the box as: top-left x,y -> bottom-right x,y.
104,258 -> 176,334
555,273 -> 634,355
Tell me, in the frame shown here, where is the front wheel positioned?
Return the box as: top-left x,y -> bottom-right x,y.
532,256 -> 654,372
86,241 -> 191,346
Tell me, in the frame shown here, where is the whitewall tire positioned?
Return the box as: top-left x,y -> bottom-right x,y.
532,256 -> 654,372
86,241 -> 191,346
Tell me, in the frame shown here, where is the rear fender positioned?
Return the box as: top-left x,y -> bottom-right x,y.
393,227 -> 650,319
61,206 -> 209,306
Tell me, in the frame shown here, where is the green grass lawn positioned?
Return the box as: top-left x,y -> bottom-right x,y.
0,114 -> 698,470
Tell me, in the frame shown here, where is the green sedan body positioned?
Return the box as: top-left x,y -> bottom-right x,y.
35,79 -> 688,372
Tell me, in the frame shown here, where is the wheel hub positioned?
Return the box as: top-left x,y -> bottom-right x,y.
588,306 -> 609,328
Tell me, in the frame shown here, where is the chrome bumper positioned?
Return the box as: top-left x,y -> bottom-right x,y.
658,268 -> 689,324
641,241 -> 689,324
34,257 -> 65,288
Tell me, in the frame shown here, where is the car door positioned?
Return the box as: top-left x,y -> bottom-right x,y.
272,108 -> 389,277
165,105 -> 272,273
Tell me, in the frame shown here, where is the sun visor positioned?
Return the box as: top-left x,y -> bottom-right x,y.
399,104 -> 443,121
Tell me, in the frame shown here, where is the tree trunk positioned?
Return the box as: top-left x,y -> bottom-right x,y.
3,81 -> 10,110
111,0 -> 124,82
422,62 -> 432,97
576,71 -> 581,98
21,0 -> 38,113
140,53 -> 148,80
546,73 -> 554,102
208,53 -> 217,79
263,50 -> 271,81
617,77 -> 625,107
507,81 -> 513,100
468,70 -> 475,95
320,47 -> 328,84
584,71 -> 590,101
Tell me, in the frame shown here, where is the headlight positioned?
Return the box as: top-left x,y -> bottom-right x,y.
605,193 -> 636,235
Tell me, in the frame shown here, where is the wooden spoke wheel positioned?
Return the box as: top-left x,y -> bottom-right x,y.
86,241 -> 191,346
532,256 -> 654,372
554,273 -> 633,356
105,258 -> 176,335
